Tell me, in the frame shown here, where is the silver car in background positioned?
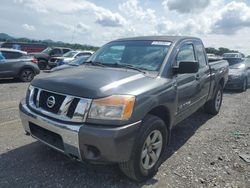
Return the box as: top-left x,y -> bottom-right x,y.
48,50 -> 94,68
225,58 -> 250,91
0,48 -> 40,82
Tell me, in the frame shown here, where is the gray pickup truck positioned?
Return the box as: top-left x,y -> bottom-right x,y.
19,36 -> 228,182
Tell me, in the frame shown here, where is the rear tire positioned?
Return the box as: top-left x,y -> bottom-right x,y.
119,115 -> 168,182
204,84 -> 223,115
241,78 -> 247,92
19,69 -> 35,82
38,60 -> 47,70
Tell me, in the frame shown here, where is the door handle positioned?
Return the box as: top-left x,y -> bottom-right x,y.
195,74 -> 200,80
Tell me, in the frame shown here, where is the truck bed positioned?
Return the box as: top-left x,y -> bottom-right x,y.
207,60 -> 229,101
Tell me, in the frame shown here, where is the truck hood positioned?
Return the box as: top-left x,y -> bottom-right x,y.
31,66 -> 165,98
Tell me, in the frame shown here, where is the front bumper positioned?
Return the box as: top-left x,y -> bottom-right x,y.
19,99 -> 141,163
225,77 -> 244,89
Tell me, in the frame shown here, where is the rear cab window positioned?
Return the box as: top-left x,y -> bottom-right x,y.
195,42 -> 207,68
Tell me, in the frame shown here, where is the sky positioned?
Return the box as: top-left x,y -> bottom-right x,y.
0,0 -> 250,55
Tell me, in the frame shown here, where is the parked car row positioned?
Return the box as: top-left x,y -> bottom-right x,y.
48,50 -> 93,68
29,47 -> 72,70
0,46 -> 94,82
1,42 -> 249,93
45,55 -> 91,72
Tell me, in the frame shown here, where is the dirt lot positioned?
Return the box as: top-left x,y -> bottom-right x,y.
0,78 -> 249,188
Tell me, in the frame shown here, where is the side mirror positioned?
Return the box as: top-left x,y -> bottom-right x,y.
174,61 -> 199,74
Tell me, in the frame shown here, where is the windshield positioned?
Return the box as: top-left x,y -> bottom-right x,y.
225,58 -> 244,67
68,55 -> 90,65
89,40 -> 171,72
42,47 -> 52,54
63,51 -> 77,57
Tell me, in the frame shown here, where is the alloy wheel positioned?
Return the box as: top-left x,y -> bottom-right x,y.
215,90 -> 222,111
141,130 -> 163,170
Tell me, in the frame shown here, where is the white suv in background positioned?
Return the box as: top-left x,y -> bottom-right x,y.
48,50 -> 94,67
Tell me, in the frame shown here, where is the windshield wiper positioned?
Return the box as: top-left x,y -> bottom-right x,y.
85,61 -> 106,67
107,63 -> 147,74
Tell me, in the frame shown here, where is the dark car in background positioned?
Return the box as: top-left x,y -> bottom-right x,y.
0,48 -> 40,82
225,58 -> 250,91
29,47 -> 72,70
47,55 -> 91,72
1,42 -> 48,53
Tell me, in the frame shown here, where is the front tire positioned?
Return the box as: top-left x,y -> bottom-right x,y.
204,84 -> 223,115
119,115 -> 168,182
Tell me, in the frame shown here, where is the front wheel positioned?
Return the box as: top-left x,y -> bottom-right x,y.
204,84 -> 223,115
119,115 -> 168,182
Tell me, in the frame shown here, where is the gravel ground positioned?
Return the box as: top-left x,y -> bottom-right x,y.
0,78 -> 249,188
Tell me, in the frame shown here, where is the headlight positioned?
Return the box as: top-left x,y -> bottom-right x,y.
26,85 -> 32,103
88,95 -> 135,120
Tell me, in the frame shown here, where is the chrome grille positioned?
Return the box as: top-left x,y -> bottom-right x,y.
39,90 -> 66,114
28,86 -> 91,123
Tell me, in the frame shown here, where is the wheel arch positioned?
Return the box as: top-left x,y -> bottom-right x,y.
145,105 -> 172,144
18,66 -> 35,76
219,77 -> 225,87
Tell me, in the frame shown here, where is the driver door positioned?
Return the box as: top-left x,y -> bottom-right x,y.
175,43 -> 201,120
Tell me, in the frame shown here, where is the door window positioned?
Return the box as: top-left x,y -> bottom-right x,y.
177,44 -> 196,63
196,43 -> 207,68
